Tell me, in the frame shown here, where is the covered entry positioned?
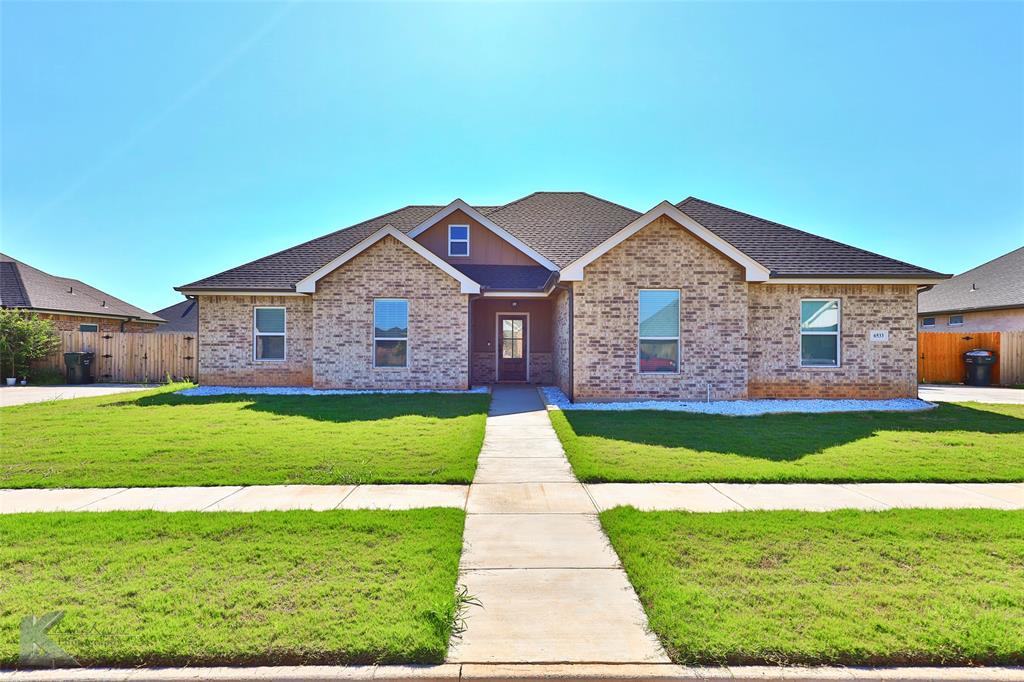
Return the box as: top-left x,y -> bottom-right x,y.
470,297 -> 556,384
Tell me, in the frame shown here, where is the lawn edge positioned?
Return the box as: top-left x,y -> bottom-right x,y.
2,664 -> 1023,681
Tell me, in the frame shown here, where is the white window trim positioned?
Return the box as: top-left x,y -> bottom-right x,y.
373,298 -> 409,369
948,314 -> 964,326
253,306 -> 287,362
79,323 -> 99,332
448,224 -> 470,257
800,298 -> 841,369
921,317 -> 936,328
638,288 -> 681,375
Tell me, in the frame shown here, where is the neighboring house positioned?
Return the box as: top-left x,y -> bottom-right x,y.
918,247 -> 1024,332
152,299 -> 198,333
178,192 -> 947,400
1,253 -> 163,332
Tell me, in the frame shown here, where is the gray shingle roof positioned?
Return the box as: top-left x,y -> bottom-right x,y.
918,247 -> 1024,314
0,253 -> 164,323
677,197 -> 946,278
152,299 -> 198,332
451,264 -> 557,291
179,192 -> 944,291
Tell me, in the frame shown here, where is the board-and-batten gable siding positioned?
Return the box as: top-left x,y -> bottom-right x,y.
312,234 -> 469,390
414,209 -> 542,266
571,214 -> 750,401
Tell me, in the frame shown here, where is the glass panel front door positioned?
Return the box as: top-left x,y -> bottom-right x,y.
498,315 -> 527,381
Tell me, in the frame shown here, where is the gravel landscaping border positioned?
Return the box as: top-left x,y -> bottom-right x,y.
541,387 -> 935,416
177,386 -> 491,397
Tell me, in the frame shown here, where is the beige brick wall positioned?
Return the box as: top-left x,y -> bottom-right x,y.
552,287 -> 572,396
572,216 -> 749,401
39,313 -> 158,333
918,307 -> 1024,333
748,284 -> 918,398
312,235 -> 469,389
197,295 -> 314,386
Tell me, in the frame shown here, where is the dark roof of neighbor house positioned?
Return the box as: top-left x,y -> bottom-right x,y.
918,246 -> 1024,315
0,253 -> 164,323
152,299 -> 198,332
179,192 -> 945,292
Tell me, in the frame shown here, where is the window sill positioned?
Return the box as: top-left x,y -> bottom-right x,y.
253,359 -> 287,363
799,365 -> 842,370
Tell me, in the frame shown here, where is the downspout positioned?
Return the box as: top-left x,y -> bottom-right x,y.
553,283 -> 574,403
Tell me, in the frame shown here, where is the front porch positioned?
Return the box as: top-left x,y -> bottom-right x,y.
470,295 -> 558,385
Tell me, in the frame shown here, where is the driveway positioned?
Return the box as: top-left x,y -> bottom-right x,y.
919,384 -> 1024,404
0,383 -> 155,407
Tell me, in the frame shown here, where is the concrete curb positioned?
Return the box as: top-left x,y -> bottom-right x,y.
2,665 -> 1023,681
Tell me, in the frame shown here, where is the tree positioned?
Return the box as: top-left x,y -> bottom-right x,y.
0,309 -> 61,379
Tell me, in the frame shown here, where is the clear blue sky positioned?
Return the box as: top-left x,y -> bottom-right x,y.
3,1 -> 1022,313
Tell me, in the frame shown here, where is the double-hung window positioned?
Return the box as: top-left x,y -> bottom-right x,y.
374,299 -> 408,368
638,289 -> 680,373
254,307 -> 286,361
800,299 -> 840,367
448,225 -> 470,257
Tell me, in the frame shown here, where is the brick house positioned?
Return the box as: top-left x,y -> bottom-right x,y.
918,246 -> 1024,333
178,193 -> 947,400
1,253 -> 164,332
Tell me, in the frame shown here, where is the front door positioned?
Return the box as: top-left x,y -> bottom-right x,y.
498,315 -> 528,382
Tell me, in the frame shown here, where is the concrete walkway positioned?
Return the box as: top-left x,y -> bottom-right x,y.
0,383 -> 156,407
0,484 -> 469,514
449,385 -> 668,664
919,383 -> 1024,404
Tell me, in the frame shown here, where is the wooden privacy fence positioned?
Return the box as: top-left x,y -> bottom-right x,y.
36,331 -> 197,383
918,331 -> 1024,386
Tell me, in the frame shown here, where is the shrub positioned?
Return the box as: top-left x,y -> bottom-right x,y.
0,309 -> 61,379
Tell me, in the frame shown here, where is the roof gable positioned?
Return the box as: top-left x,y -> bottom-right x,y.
294,226 -> 481,294
560,201 -> 772,282
407,199 -> 557,270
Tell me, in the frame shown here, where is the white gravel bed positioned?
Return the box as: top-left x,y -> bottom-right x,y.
541,386 -> 935,416
177,385 -> 490,397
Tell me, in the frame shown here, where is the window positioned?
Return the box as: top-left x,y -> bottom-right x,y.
448,224 -> 470,257
79,323 -> 98,332
921,317 -> 935,328
800,299 -> 840,367
638,289 -> 679,373
253,307 -> 286,361
949,314 -> 964,326
374,299 -> 408,368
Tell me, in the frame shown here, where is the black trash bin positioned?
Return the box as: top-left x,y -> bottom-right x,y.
64,352 -> 96,384
963,349 -> 996,386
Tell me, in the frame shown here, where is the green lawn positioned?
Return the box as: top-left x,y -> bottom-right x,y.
0,384 -> 488,488
552,402 -> 1024,482
0,509 -> 466,667
601,508 -> 1024,666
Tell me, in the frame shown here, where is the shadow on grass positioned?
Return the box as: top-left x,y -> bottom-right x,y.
108,391 -> 490,425
560,403 -> 1024,461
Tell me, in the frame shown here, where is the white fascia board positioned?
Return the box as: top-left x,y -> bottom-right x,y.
559,201 -> 772,282
407,199 -> 558,271
763,278 -> 948,285
294,225 -> 481,294
480,291 -> 552,298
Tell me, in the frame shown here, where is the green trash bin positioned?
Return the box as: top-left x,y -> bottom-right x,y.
64,352 -> 96,384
